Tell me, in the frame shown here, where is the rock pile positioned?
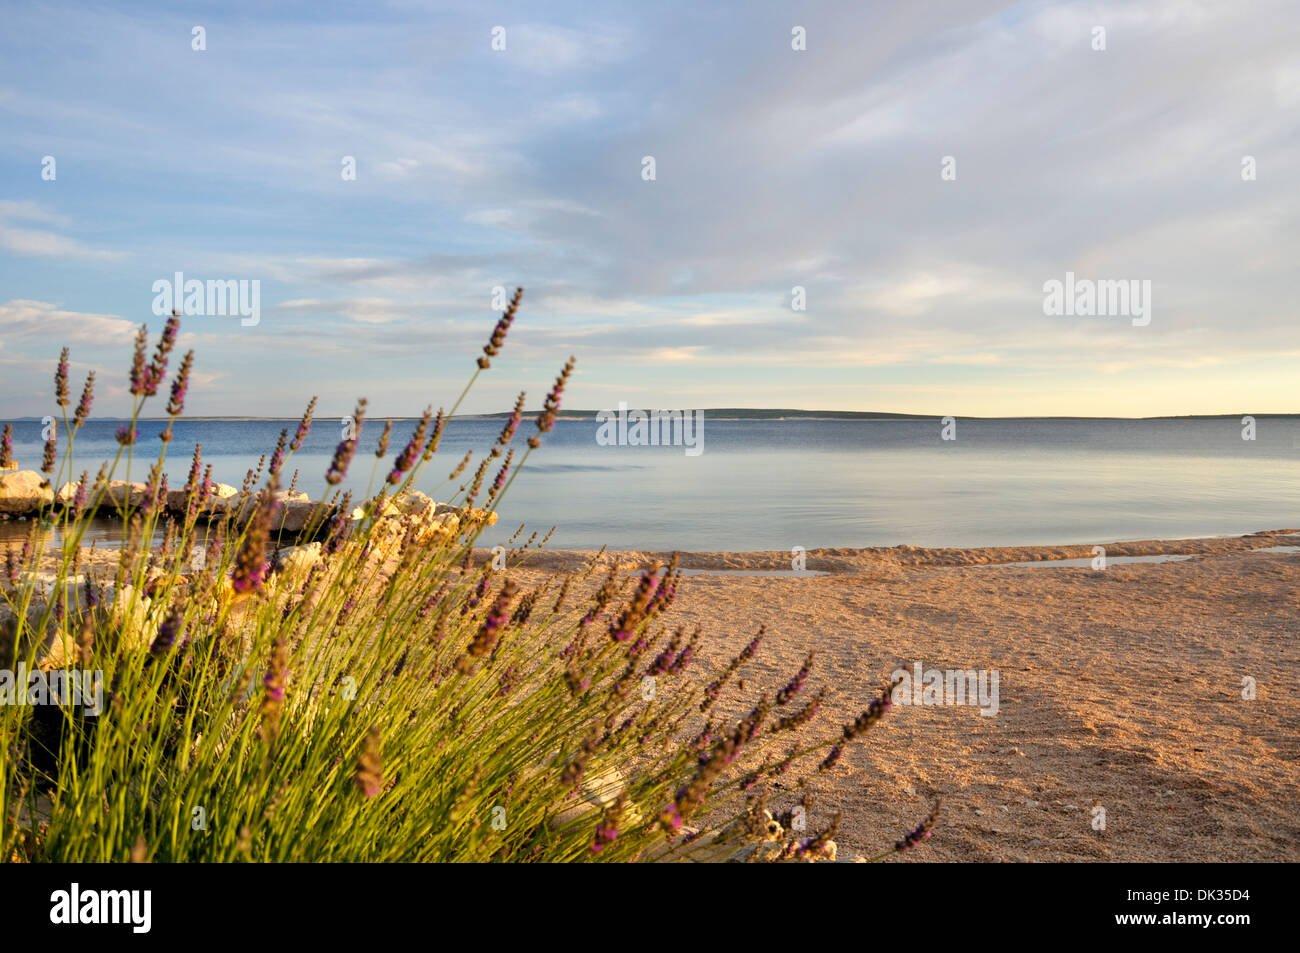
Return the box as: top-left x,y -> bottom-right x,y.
1,470 -> 337,538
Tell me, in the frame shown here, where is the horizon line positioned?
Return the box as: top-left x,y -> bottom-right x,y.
6,410 -> 1299,422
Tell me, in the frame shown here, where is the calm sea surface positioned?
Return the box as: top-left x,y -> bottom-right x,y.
3,417 -> 1297,551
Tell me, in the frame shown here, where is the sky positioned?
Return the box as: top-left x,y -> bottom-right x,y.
1,0 -> 1297,419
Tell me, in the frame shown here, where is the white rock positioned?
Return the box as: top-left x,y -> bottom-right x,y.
20,572 -> 90,603
392,490 -> 437,517
166,481 -> 238,514
107,584 -> 159,652
103,481 -> 150,508
0,470 -> 53,515
272,499 -> 328,534
273,543 -> 323,587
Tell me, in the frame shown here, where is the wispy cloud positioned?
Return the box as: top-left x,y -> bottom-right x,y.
0,203 -> 124,261
0,299 -> 137,345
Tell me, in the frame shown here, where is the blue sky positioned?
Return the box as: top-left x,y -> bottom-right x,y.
1,0 -> 1297,418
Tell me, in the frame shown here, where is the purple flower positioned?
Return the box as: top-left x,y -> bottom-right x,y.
528,357 -> 575,448
895,803 -> 941,854
658,803 -> 684,833
819,681 -> 897,772
477,287 -> 522,369
128,325 -> 149,396
72,473 -> 88,514
141,465 -> 164,518
591,818 -> 619,854
417,589 -> 441,619
335,597 -> 355,627
326,400 -> 366,485
770,688 -> 825,734
776,652 -> 815,706
667,644 -> 693,674
455,580 -> 518,673
607,569 -> 658,643
73,372 -> 95,430
897,823 -> 931,852
420,408 -> 446,462
388,407 -> 431,485
143,315 -> 180,396
497,392 -> 525,448
167,350 -> 193,417
290,397 -> 316,451
462,570 -> 492,615
55,348 -> 70,407
181,444 -> 203,515
231,479 -> 278,597
41,425 -> 56,474
269,428 -> 288,477
263,667 -> 285,703
150,611 -> 184,657
487,448 -> 513,499
323,493 -> 353,555
115,424 -> 137,447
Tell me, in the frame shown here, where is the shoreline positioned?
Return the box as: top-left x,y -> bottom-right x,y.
513,528 -> 1300,574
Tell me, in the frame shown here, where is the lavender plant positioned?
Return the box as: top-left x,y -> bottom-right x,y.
0,293 -> 937,862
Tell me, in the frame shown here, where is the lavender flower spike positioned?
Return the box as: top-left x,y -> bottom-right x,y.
55,347 -> 70,407
326,399 -> 367,485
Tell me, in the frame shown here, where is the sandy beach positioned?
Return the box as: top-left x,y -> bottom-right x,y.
518,530 -> 1300,861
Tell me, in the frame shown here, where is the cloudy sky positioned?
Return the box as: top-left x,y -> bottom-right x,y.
1,0 -> 1297,418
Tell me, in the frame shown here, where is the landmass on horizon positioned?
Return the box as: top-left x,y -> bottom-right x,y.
8,410 -> 1299,422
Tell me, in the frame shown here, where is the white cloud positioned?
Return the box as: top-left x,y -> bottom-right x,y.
0,299 -> 137,344
509,24 -> 626,74
0,224 -> 125,261
0,203 -> 124,261
277,297 -> 409,324
647,346 -> 706,362
464,208 -> 522,229
375,157 -> 420,179
0,201 -> 67,225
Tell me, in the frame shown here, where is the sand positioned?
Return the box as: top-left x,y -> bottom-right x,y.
518,530 -> 1300,862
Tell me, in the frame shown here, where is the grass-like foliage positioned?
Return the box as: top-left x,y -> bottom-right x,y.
1,290 -> 934,862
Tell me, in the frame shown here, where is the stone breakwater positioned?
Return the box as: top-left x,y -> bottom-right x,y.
0,468 -> 323,532
0,469 -> 498,538
0,483 -> 498,671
